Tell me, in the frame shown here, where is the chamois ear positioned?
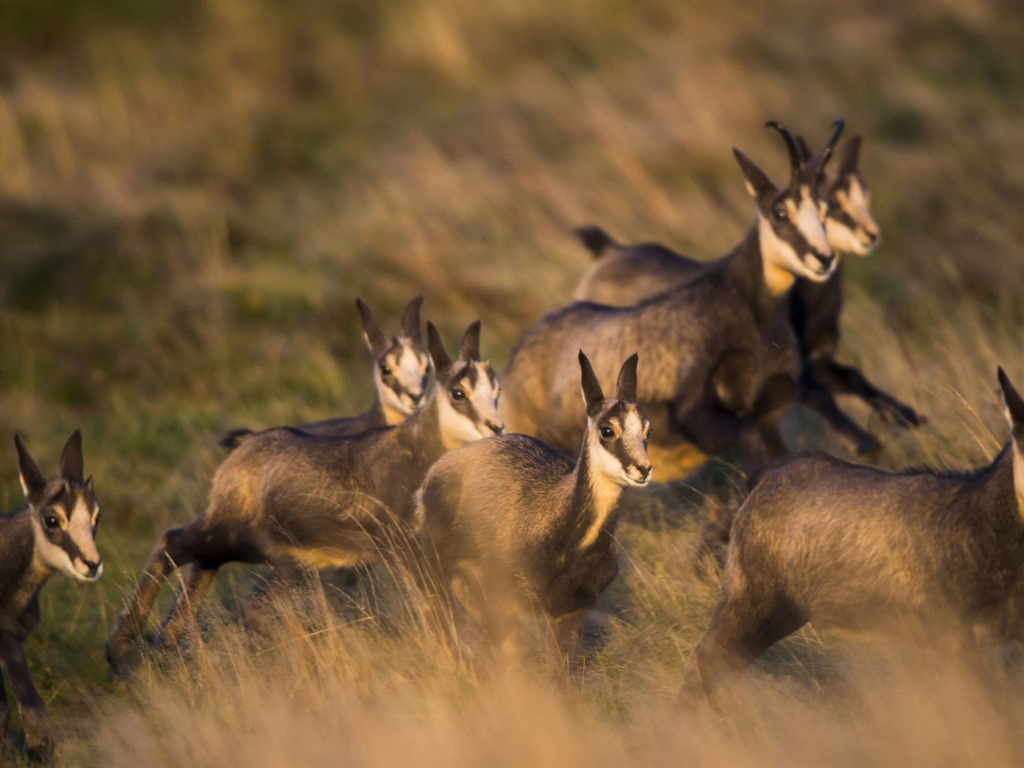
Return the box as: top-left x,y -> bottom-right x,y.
401,295 -> 424,345
836,135 -> 862,178
458,320 -> 482,362
15,433 -> 47,506
733,148 -> 777,202
356,298 -> 389,357
616,353 -> 639,403
998,367 -> 1024,445
426,321 -> 453,372
60,429 -> 84,484
578,350 -> 605,416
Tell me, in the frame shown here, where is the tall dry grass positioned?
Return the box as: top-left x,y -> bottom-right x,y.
1,0 -> 1024,764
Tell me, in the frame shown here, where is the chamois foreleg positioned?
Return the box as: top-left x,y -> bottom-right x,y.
799,372 -> 881,455
0,632 -> 53,762
810,358 -> 921,428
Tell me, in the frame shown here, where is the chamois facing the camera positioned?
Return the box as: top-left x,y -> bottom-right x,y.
1,431 -> 102,761
106,319 -> 503,671
572,134 -> 919,455
502,119 -> 843,475
681,367 -> 1024,701
220,295 -> 431,448
417,351 -> 650,660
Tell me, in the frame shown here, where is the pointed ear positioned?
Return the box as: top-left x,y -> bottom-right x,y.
999,367 -> 1024,444
426,320 -> 453,372
356,298 -> 389,357
401,295 -> 424,345
578,350 -> 605,415
15,433 -> 47,505
733,148 -> 777,201
837,135 -> 862,178
458,320 -> 482,362
60,429 -> 84,483
615,353 -> 639,402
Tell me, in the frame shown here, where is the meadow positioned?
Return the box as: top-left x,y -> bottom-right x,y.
2,0 -> 1024,764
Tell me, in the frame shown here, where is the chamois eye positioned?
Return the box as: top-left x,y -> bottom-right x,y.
600,426 -> 614,440
44,515 -> 60,530
451,388 -> 465,401
772,207 -> 788,223
380,364 -> 392,377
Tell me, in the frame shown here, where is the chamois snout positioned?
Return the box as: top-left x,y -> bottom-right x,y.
486,419 -> 505,435
81,557 -> 103,580
630,462 -> 652,485
809,248 -> 835,273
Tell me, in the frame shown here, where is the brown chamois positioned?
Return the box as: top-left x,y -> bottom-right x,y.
681,368 -> 1024,701
2,431 -> 102,762
220,295 -> 431,448
106,320 -> 503,671
417,351 -> 651,661
501,120 -> 844,479
573,134 -> 920,455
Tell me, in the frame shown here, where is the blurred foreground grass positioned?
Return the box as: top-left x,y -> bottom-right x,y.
2,1 -> 1024,764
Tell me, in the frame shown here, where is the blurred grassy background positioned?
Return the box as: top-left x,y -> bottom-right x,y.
2,0 -> 1024,764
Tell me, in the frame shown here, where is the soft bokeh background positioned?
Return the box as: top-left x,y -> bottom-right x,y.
2,1 -> 1024,764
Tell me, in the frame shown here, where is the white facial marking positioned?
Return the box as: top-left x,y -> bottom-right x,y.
438,362 -> 503,450
377,337 -> 431,420
33,496 -> 102,582
829,177 -> 879,256
760,187 -> 835,292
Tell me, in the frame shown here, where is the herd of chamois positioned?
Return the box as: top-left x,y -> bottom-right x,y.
6,116 -> 1024,760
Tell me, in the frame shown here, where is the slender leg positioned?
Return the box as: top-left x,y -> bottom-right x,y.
799,375 -> 881,455
811,358 -> 921,427
0,633 -> 54,762
157,563 -> 221,652
548,609 -> 587,670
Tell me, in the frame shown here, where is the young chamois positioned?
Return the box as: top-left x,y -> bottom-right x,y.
106,320 -> 503,671
573,135 -> 920,455
2,431 -> 102,762
220,295 -> 431,448
681,368 -> 1024,701
501,120 -> 844,478
417,351 -> 651,661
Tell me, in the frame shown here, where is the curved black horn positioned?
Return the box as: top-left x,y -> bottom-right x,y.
766,120 -> 801,191
814,118 -> 846,181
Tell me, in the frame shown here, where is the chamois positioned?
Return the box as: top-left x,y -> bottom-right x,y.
2,431 -> 102,761
573,135 -> 920,455
681,368 -> 1024,701
417,351 -> 651,660
106,319 -> 503,671
220,295 -> 431,448
501,119 -> 844,476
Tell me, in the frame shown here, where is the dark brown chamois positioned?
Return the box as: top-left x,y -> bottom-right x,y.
681,368 -> 1024,702
220,295 -> 431,448
417,351 -> 650,662
573,134 -> 919,456
106,320 -> 502,672
502,120 -> 843,479
2,431 -> 102,762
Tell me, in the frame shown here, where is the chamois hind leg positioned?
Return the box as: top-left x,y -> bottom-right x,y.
156,562 -> 221,653
811,358 -> 921,428
107,518 -> 245,670
0,632 -> 54,762
678,585 -> 805,706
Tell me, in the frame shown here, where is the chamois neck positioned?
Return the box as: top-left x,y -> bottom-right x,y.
568,437 -> 624,551
725,226 -> 791,314
376,398 -> 407,427
0,510 -> 50,604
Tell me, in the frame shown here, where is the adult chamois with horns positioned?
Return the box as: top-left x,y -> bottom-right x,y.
106,319 -> 503,672
417,351 -> 651,664
502,119 -> 844,478
681,368 -> 1024,701
573,133 -> 920,456
1,431 -> 103,762
220,295 -> 431,448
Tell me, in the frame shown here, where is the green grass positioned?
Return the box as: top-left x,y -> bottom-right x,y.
2,0 -> 1024,764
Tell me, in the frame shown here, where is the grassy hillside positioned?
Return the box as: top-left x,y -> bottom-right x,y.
2,1 -> 1024,764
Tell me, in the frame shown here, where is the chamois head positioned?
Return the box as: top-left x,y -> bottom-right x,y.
358,295 -> 432,419
579,351 -> 652,487
824,136 -> 880,256
15,430 -> 103,582
427,319 -> 504,448
735,119 -> 844,290
998,367 -> 1024,516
